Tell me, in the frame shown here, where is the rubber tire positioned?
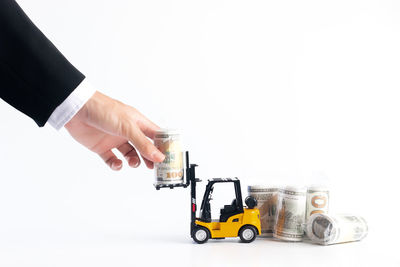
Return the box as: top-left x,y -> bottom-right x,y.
192,226 -> 210,244
239,225 -> 257,243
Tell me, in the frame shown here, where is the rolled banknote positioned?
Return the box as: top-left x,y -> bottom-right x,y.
306,186 -> 329,221
154,129 -> 184,187
306,213 -> 368,245
273,186 -> 307,241
248,185 -> 278,237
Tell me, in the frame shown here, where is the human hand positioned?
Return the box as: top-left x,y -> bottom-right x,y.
64,91 -> 165,170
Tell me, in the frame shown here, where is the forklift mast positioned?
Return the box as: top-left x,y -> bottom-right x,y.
185,151 -> 200,236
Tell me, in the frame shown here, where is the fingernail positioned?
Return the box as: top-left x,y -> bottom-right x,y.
152,151 -> 165,162
111,161 -> 122,170
129,157 -> 140,168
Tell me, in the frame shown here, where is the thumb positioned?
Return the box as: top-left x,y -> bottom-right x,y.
125,125 -> 165,163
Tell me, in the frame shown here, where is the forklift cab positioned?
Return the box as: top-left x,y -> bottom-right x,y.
199,178 -> 244,223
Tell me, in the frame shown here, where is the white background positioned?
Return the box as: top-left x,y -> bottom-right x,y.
1,0 -> 399,266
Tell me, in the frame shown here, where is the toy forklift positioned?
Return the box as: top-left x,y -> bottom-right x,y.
156,152 -> 261,244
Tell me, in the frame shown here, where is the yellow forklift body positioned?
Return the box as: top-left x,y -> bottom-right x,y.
196,208 -> 261,238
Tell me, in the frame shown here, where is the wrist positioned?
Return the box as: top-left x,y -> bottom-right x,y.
48,79 -> 96,130
64,93 -> 93,130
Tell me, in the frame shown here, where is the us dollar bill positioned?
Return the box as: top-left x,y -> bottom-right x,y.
248,186 -> 278,237
154,129 -> 184,186
273,186 -> 306,241
306,213 -> 368,245
306,186 -> 329,221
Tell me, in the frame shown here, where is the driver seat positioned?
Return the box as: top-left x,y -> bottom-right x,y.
219,199 -> 240,222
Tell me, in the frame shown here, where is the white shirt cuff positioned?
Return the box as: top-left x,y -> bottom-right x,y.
47,79 -> 96,130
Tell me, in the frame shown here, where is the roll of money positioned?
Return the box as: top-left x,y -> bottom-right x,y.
306,213 -> 368,245
248,186 -> 278,237
306,186 -> 329,221
154,129 -> 184,187
273,186 -> 307,241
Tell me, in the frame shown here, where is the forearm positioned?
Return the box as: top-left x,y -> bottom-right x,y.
0,0 -> 84,126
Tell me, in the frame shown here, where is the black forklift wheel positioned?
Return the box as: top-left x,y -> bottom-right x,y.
192,226 -> 210,244
239,225 -> 257,243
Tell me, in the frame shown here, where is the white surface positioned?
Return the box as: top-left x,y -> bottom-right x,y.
1,0 -> 400,266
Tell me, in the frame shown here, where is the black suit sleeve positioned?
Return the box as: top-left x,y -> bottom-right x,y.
0,0 -> 85,126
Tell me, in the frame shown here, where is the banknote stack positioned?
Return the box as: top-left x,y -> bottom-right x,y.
248,186 -> 278,237
248,184 -> 368,245
306,214 -> 368,245
306,186 -> 329,221
274,186 -> 307,241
